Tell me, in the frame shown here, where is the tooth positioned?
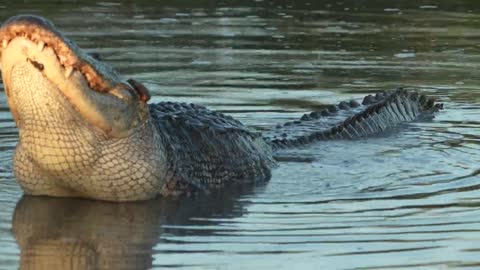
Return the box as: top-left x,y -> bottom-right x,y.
37,41 -> 45,52
59,55 -> 67,64
2,40 -> 8,48
65,66 -> 73,78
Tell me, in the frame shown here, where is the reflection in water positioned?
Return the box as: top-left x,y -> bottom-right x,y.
13,197 -> 160,269
12,184 -> 260,270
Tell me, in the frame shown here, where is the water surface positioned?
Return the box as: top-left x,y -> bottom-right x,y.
1,1 -> 480,269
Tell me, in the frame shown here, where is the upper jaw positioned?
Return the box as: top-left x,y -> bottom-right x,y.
0,15 -> 151,137
0,14 -> 120,92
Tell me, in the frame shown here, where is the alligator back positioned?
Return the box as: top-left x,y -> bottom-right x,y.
150,102 -> 275,195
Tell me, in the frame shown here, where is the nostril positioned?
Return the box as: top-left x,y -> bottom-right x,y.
88,52 -> 101,61
27,58 -> 44,71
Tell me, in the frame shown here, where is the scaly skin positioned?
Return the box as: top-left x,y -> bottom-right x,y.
0,15 -> 440,202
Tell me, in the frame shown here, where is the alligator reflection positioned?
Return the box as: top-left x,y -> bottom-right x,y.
12,184 -> 263,270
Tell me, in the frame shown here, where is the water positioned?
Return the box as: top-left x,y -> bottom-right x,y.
1,1 -> 480,269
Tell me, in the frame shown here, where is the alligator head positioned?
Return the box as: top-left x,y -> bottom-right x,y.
0,14 -> 151,138
0,15 -> 166,201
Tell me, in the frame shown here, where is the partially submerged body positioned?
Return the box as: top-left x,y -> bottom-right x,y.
0,15 -> 441,202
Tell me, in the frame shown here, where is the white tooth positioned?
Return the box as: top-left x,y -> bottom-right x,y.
59,55 -> 67,64
65,66 -> 73,78
2,40 -> 8,49
38,41 -> 45,52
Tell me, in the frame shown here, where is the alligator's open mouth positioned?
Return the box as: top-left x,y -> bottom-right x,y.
1,16 -> 111,92
0,15 -> 151,137
0,15 -> 150,100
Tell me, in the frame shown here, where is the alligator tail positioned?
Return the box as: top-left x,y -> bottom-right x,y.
266,88 -> 443,150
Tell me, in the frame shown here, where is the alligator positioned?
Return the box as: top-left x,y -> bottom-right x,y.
0,15 -> 442,202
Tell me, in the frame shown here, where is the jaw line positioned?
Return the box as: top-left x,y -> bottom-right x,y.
0,14 -> 119,92
1,36 -> 147,138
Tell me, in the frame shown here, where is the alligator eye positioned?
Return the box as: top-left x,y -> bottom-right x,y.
27,58 -> 44,71
127,79 -> 151,102
109,85 -> 134,101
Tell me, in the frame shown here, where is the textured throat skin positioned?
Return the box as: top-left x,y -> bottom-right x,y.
0,15 -> 441,202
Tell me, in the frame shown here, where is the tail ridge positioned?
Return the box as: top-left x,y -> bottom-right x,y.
267,88 -> 443,149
